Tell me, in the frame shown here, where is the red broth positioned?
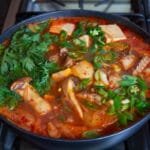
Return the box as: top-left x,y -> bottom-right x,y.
0,17 -> 150,139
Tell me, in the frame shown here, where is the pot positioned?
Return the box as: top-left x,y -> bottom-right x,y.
0,10 -> 150,150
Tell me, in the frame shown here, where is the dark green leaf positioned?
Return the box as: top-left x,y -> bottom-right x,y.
118,113 -> 127,125
93,55 -> 102,68
73,39 -> 86,47
137,78 -> 148,91
0,87 -> 21,110
96,86 -> 108,98
59,30 -> 67,41
73,22 -> 85,38
108,90 -> 117,99
120,75 -> 137,87
59,41 -> 72,48
108,105 -> 116,114
77,78 -> 90,90
113,95 -> 122,111
0,44 -> 5,55
136,100 -> 150,112
21,57 -> 35,72
130,95 -> 136,111
82,130 -> 100,139
118,112 -> 134,125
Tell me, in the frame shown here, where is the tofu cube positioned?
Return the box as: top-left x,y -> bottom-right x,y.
100,24 -> 126,43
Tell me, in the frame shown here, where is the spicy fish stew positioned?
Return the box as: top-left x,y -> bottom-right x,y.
0,17 -> 150,139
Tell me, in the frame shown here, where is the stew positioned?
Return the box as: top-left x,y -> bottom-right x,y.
0,17 -> 150,139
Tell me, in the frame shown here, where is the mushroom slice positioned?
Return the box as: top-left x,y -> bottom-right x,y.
71,60 -> 94,80
11,77 -> 51,115
52,60 -> 94,82
62,78 -> 83,119
52,68 -> 72,82
64,57 -> 75,68
133,56 -> 150,75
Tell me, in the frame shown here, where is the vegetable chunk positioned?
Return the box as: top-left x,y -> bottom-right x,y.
49,22 -> 75,35
104,41 -> 130,52
11,77 -> 51,115
100,24 -> 126,43
71,60 -> 94,80
47,122 -> 61,138
62,78 -> 83,119
52,68 -> 72,82
121,55 -> 136,70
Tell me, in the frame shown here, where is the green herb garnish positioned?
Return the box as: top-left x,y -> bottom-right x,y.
82,130 -> 100,139
95,75 -> 150,125
0,24 -> 59,109
77,78 -> 90,90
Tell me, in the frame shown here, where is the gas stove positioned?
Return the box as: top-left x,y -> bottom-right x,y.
0,0 -> 150,150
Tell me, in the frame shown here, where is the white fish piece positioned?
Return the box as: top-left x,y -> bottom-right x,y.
11,77 -> 51,115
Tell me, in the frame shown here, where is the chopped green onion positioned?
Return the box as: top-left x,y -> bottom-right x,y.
82,130 -> 100,139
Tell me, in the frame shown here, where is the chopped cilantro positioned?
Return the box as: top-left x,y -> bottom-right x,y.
0,25 -> 59,109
